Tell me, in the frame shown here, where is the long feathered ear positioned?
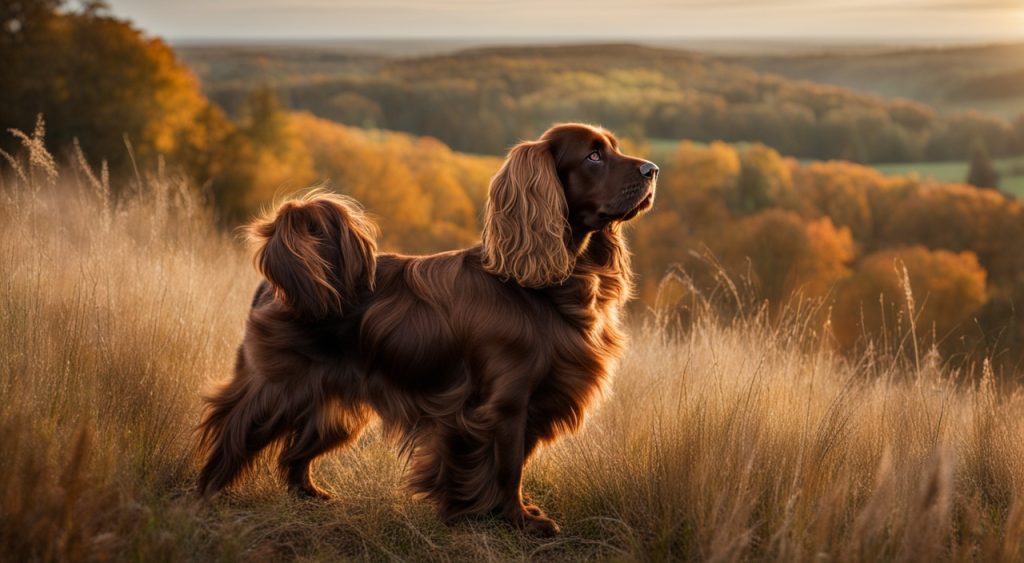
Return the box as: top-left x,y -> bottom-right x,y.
481,140 -> 573,288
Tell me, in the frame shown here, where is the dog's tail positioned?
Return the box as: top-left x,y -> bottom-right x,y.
247,190 -> 379,319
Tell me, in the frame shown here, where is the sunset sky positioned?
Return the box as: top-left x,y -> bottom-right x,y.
106,0 -> 1024,42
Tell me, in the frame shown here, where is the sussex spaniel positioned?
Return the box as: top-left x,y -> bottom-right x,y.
197,123 -> 658,536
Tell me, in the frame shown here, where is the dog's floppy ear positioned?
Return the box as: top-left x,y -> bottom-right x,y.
481,140 -> 573,288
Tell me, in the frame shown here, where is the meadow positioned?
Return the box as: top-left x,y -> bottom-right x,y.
872,156 -> 1024,197
4,130 -> 1024,562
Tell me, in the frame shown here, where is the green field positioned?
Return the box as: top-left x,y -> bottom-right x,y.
651,139 -> 1024,198
873,156 -> 1024,197
646,138 -> 699,162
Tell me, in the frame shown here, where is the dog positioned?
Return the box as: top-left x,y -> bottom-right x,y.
197,123 -> 657,536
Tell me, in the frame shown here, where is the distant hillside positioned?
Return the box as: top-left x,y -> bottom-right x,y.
731,43 -> 1024,119
178,43 -> 1023,164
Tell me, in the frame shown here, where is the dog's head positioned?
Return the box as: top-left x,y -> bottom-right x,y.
482,123 -> 657,288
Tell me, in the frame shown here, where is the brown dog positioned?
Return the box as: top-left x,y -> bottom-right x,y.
197,123 -> 657,536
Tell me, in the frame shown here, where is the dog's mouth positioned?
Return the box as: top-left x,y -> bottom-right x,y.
621,192 -> 654,221
598,184 -> 655,223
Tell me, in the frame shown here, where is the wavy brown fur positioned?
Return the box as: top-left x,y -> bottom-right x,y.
246,191 -> 378,320
197,123 -> 658,536
481,140 -> 574,288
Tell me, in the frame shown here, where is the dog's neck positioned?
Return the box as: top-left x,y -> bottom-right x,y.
573,225 -> 628,268
564,224 -> 634,309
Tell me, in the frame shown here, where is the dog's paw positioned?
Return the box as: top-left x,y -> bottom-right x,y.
521,512 -> 561,537
509,504 -> 560,537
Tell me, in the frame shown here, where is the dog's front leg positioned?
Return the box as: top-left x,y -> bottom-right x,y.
492,408 -> 560,536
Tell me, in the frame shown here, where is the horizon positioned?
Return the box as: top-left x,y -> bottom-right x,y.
166,34 -> 1024,58
166,34 -> 1024,45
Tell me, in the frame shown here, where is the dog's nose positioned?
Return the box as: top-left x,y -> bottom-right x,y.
639,161 -> 659,179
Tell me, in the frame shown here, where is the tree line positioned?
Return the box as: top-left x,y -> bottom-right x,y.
197,44 -> 1024,164
636,141 -> 1022,361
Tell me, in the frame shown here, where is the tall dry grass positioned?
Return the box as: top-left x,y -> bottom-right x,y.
3,127 -> 1024,561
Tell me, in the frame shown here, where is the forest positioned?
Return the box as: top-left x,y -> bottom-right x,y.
181,43 -> 1024,164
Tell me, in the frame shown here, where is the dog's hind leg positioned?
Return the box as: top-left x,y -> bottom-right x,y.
197,350 -> 291,497
277,395 -> 369,499
276,365 -> 369,499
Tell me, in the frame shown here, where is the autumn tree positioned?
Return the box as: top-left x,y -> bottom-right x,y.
211,90 -> 315,222
791,162 -> 876,242
881,182 -> 1024,283
717,209 -> 854,306
286,113 -> 501,253
832,247 -> 988,352
659,141 -> 738,228
0,0 -> 230,178
631,210 -> 691,303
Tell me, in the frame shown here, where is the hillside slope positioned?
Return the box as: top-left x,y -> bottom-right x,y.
732,43 -> 1024,119
179,43 -> 1023,163
3,144 -> 1024,561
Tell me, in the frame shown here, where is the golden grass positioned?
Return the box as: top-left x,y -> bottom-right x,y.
3,137 -> 1024,561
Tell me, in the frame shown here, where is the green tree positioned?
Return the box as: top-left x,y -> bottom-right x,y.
966,140 -> 1000,189
730,144 -> 794,214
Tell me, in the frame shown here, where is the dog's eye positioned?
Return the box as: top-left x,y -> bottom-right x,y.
587,151 -> 601,162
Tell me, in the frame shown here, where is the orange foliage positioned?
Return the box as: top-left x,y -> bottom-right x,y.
881,182 -> 1024,282
791,162 -> 878,241
221,110 -> 501,253
718,210 -> 853,304
661,141 -> 739,219
832,247 -> 988,351
291,112 -> 499,252
630,140 -> 1016,361
0,3 -> 231,178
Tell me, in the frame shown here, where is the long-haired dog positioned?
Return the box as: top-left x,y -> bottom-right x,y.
197,123 -> 657,535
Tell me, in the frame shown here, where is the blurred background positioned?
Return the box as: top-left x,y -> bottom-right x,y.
4,0 -> 1024,366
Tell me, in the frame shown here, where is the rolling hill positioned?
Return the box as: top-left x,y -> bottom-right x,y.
731,42 -> 1024,119
177,43 -> 1024,164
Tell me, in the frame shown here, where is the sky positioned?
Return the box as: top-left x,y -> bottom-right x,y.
103,0 -> 1024,42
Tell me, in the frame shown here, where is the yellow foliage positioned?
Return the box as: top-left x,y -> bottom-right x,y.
792,161 -> 877,240
276,113 -> 501,252
665,141 -> 741,200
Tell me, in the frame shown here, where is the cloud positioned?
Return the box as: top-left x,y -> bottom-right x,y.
930,0 -> 1023,9
105,0 -> 1024,40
